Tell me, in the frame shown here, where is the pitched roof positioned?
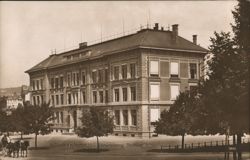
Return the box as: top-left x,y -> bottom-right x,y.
26,29 -> 208,73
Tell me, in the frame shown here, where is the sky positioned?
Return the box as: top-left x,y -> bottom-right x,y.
0,1 -> 237,88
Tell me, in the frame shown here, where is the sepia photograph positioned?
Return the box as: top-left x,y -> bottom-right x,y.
0,0 -> 249,160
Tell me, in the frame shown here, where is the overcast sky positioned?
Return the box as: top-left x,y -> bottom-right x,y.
0,1 -> 237,88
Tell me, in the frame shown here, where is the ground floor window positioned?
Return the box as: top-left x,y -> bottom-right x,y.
131,110 -> 137,126
115,110 -> 120,125
123,110 -> 128,125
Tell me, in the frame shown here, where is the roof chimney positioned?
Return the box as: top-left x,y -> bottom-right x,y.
154,23 -> 159,30
172,24 -> 178,36
172,24 -> 179,43
79,42 -> 87,49
193,35 -> 197,45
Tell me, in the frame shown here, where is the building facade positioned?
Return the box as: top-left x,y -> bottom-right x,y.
26,24 -> 208,137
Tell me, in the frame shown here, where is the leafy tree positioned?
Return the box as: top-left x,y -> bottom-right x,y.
22,103 -> 54,148
0,96 -> 7,111
76,107 -> 114,152
0,109 -> 8,133
154,90 -> 200,149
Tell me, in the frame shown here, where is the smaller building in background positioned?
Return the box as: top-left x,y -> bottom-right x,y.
0,85 -> 30,114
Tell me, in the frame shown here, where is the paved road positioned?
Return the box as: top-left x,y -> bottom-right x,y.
1,146 -> 250,160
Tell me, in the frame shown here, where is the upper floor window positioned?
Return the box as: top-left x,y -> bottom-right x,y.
67,93 -> 71,104
55,78 -> 59,88
51,95 -> 55,105
130,63 -> 136,78
150,84 -> 160,100
82,71 -> 86,85
130,87 -> 136,101
190,63 -> 197,79
105,68 -> 109,82
40,79 -> 44,90
150,60 -> 159,76
67,73 -> 71,87
60,77 -> 63,88
82,91 -> 86,104
114,66 -> 119,80
170,62 -> 179,78
121,65 -> 127,79
170,85 -> 179,100
56,95 -> 59,105
60,94 -> 64,105
92,70 -> 97,83
98,70 -> 104,83
36,80 -> 40,90
76,72 -> 80,86
122,88 -> 128,102
114,88 -> 119,102
93,91 -> 97,103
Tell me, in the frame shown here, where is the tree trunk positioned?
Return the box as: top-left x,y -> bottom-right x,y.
181,133 -> 185,149
237,133 -> 242,160
233,134 -> 237,160
35,133 -> 38,149
96,136 -> 100,152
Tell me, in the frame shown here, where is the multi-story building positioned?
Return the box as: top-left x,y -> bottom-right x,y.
26,23 -> 208,137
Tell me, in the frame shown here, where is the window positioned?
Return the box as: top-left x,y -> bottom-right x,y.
67,73 -> 71,86
190,63 -> 197,79
92,71 -> 97,83
121,65 -> 127,79
82,91 -> 86,104
40,79 -> 44,90
33,96 -> 36,105
98,70 -> 103,83
105,90 -> 108,103
150,108 -> 159,122
51,95 -> 55,105
93,91 -> 97,103
114,110 -> 120,125
150,84 -> 160,100
170,85 -> 179,100
36,80 -> 40,90
56,112 -> 59,123
150,60 -> 159,76
105,69 -> 109,82
37,96 -> 40,105
72,73 -> 76,86
60,112 -> 64,123
73,93 -> 78,104
32,80 -> 35,90
170,62 -> 179,77
123,110 -> 128,125
56,95 -> 59,105
60,94 -> 64,105
114,66 -> 119,80
76,72 -> 80,86
99,91 -> 104,103
130,87 -> 136,101
60,77 -> 64,88
51,78 -> 54,89
114,89 -> 119,102
55,77 -> 59,89
130,63 -> 136,78
190,85 -> 198,92
41,95 -> 44,103
68,93 -> 71,104
82,72 -> 86,85
131,110 -> 137,126
122,88 -> 127,101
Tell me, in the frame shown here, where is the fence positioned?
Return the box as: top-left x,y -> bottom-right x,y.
160,138 -> 250,153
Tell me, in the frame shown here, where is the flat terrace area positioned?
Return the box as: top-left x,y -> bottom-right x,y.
0,134 -> 250,160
